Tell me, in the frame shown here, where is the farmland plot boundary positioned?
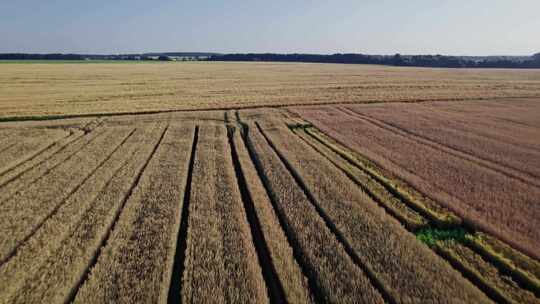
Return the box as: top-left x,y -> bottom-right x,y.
303,126 -> 459,227
291,126 -> 428,232
290,123 -> 540,301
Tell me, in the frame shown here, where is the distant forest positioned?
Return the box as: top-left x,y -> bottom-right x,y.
209,53 -> 540,68
0,52 -> 217,61
2,52 -> 540,68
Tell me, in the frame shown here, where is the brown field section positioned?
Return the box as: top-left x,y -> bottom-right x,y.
292,98 -> 540,260
0,101 -> 539,303
2,62 -> 540,119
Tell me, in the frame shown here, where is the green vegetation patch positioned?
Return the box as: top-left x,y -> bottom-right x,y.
416,227 -> 469,247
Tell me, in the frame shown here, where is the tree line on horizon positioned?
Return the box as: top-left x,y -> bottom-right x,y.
1,52 -> 540,68
208,53 -> 540,68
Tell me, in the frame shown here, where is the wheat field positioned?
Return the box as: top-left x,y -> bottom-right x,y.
0,62 -> 539,303
1,62 -> 540,120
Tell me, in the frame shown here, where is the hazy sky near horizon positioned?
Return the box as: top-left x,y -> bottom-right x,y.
1,0 -> 538,55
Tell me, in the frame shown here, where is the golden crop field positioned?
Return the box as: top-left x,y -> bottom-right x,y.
0,62 -> 539,304
1,62 -> 540,119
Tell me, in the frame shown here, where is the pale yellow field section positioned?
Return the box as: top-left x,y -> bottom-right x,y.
2,61 -> 540,119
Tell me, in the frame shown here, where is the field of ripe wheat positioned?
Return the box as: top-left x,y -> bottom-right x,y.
1,61 -> 540,120
1,62 -> 539,303
0,103 -> 538,303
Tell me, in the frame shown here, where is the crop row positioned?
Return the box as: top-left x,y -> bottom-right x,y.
288,120 -> 540,303
254,118 -> 490,303
229,123 -> 312,303
291,126 -> 428,231
437,241 -> 539,303
0,128 -> 105,202
240,113 -> 388,303
180,124 -> 268,303
0,128 -> 70,176
72,124 -> 193,303
292,105 -> 540,260
0,127 -> 134,264
0,117 -> 104,193
0,124 -> 165,303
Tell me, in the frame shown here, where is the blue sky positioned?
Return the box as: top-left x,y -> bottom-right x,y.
1,0 -> 538,55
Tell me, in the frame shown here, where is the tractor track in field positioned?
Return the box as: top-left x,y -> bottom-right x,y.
0,129 -> 106,203
66,125 -> 169,303
1,95 -> 540,124
0,128 -> 145,277
296,123 -> 540,303
291,127 -> 426,231
227,126 -> 286,304
167,126 -> 198,304
0,131 -> 84,185
0,129 -> 136,267
237,117 -> 323,303
0,142 -> 17,155
0,132 -> 71,177
256,122 -> 397,304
